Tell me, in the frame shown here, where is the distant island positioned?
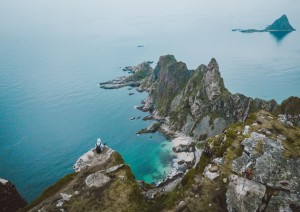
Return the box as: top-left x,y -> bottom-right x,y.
233,14 -> 296,33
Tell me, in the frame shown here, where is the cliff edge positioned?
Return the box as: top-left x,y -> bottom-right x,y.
0,178 -> 27,212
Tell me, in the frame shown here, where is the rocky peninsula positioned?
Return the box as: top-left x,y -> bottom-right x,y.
10,55 -> 300,211
232,14 -> 296,33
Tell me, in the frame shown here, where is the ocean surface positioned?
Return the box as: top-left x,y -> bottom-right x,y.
0,0 -> 299,202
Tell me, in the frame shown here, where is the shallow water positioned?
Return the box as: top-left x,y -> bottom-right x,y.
0,0 -> 299,201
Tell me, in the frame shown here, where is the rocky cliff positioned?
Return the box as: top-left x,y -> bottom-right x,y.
20,56 -> 300,211
22,110 -> 300,212
0,178 -> 27,212
23,147 -> 149,212
103,55 -> 278,141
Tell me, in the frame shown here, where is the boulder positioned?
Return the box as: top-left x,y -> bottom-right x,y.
85,172 -> 111,188
226,174 -> 266,212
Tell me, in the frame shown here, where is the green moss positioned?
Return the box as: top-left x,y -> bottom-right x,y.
226,129 -> 237,140
112,152 -> 125,166
255,140 -> 264,154
23,173 -> 77,211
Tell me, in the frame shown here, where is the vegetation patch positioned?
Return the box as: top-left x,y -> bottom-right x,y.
23,172 -> 77,211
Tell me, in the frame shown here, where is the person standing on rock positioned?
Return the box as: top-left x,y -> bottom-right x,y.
96,138 -> 104,153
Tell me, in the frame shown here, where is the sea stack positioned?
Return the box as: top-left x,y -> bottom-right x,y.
265,14 -> 296,31
233,14 -> 296,33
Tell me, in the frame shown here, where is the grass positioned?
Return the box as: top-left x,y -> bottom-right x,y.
22,172 -> 77,211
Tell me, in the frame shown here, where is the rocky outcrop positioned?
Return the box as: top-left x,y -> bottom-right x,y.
136,122 -> 161,134
25,147 -> 148,212
278,96 -> 300,127
99,61 -> 153,89
233,14 -> 296,33
101,55 -> 278,141
265,15 -> 295,31
0,178 -> 27,212
200,110 -> 300,212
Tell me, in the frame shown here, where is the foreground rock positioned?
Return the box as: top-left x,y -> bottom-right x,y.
226,174 -> 266,212
26,55 -> 300,211
23,114 -> 300,211
233,14 -> 296,33
24,147 -> 147,212
0,178 -> 27,211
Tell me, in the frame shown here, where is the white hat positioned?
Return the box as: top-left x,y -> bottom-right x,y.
97,138 -> 102,145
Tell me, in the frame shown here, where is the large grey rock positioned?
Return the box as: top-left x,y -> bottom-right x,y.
266,191 -> 300,212
203,58 -> 224,101
105,164 -> 125,174
85,172 -> 111,188
226,174 -> 266,212
232,132 -> 300,192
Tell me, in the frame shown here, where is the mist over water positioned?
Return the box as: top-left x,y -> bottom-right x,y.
0,0 -> 299,201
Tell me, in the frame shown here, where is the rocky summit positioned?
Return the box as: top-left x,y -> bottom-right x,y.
103,55 -> 278,140
19,56 -> 300,212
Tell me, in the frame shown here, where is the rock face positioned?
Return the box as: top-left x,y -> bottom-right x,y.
101,55 -> 278,141
0,178 -> 27,212
226,174 -> 266,212
278,96 -> 300,127
233,14 -> 296,33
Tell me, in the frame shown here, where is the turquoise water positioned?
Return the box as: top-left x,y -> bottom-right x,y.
0,0 -> 300,202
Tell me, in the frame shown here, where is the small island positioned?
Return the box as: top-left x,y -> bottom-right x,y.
233,14 -> 296,33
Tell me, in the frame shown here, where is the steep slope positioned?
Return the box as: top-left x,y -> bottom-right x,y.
23,148 -> 148,212
134,55 -> 278,140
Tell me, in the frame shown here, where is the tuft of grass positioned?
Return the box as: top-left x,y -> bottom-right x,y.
245,113 -> 257,125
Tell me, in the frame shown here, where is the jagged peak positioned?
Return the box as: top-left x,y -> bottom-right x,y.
265,14 -> 295,31
207,58 -> 219,71
158,55 -> 177,68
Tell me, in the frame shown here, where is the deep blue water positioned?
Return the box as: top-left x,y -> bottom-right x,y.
0,0 -> 300,202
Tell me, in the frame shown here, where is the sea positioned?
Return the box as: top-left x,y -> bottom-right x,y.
0,0 -> 299,202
